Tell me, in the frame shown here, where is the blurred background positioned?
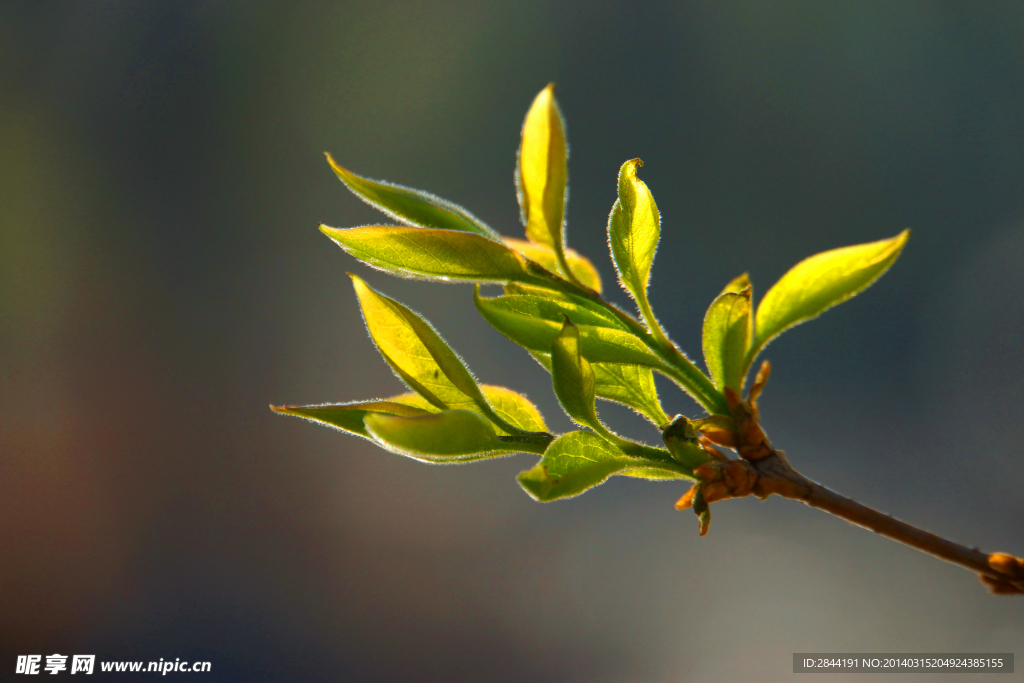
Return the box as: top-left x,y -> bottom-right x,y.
2,2 -> 1022,681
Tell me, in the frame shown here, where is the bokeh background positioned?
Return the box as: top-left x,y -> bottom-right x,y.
2,2 -> 1022,681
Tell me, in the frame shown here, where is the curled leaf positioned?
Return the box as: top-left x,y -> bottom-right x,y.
662,415 -> 711,469
607,159 -> 666,343
608,159 -> 659,306
550,319 -> 600,431
702,286 -> 753,392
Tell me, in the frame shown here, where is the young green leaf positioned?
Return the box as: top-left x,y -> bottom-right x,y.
662,415 -> 713,469
351,276 -> 543,439
549,319 -> 656,455
702,286 -> 753,392
364,409 -> 514,462
550,319 -> 600,431
270,399 -> 432,439
322,226 -> 529,283
517,431 -> 691,502
353,274 -> 485,408
474,287 -> 662,366
479,384 -> 548,433
751,230 -> 909,363
719,272 -> 751,295
387,387 -> 547,434
503,238 -> 602,293
591,363 -> 670,427
325,153 -> 499,239
607,159 -> 669,346
517,84 -> 573,279
530,351 -> 668,427
484,285 -> 628,331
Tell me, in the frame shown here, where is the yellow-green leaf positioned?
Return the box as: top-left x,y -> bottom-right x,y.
752,230 -> 909,361
352,274 -> 485,409
478,385 -> 547,433
517,431 -> 690,502
364,409 -> 513,462
607,159 -> 662,331
475,288 -> 662,366
326,153 -> 498,238
270,399 -> 432,439
662,415 -> 713,469
548,320 -> 656,455
322,226 -> 529,282
351,276 -> 546,440
591,363 -> 669,427
530,352 -> 668,427
702,286 -> 753,392
719,272 -> 750,295
481,285 -> 627,331
389,387 -> 547,434
550,319 -> 600,431
503,237 -> 602,293
517,84 -> 568,252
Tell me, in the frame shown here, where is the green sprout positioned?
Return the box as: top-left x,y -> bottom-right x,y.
273,85 -> 1023,597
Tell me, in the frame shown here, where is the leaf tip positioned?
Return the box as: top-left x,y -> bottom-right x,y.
323,152 -> 353,180
348,272 -> 368,293
618,158 -> 643,182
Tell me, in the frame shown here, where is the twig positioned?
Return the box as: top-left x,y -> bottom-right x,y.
678,448 -> 1024,595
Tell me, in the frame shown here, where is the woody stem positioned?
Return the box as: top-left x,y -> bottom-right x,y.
749,452 -> 1023,586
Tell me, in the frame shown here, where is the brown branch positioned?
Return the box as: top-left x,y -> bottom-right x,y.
674,372 -> 1024,595
678,448 -> 1024,595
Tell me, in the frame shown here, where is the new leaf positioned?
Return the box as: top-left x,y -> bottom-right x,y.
517,84 -> 572,279
326,153 -> 498,238
550,319 -> 601,431
517,431 -> 691,502
273,384 -> 547,438
608,159 -> 665,341
702,286 -> 753,392
351,275 -> 545,439
549,320 -> 660,457
323,226 -> 530,283
270,399 -> 432,439
750,230 -> 909,365
474,287 -> 662,367
364,409 -> 514,462
503,238 -> 602,293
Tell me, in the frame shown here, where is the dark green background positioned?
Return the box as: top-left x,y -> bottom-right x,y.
2,2 -> 1022,680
